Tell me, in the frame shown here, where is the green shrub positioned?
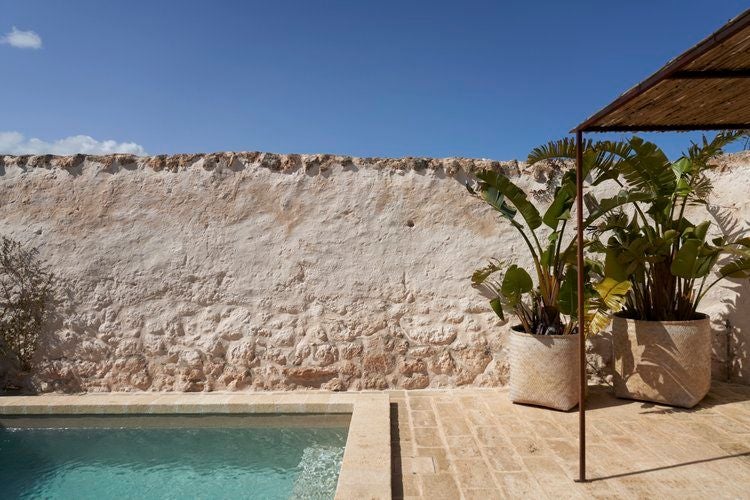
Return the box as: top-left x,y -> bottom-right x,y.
0,236 -> 54,371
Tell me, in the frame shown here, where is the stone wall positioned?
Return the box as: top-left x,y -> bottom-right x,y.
0,151 -> 748,392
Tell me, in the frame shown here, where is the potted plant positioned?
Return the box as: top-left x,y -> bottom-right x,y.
467,150 -> 631,411
586,132 -> 750,408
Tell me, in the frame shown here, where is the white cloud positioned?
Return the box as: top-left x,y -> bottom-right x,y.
0,131 -> 147,155
1,27 -> 42,49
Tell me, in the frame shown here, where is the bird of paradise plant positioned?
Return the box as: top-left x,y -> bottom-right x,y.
529,131 -> 750,322
467,143 -> 633,336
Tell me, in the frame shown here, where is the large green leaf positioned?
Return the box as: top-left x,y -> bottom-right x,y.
481,185 -> 517,220
619,137 -> 675,196
671,157 -> 693,175
477,170 -> 542,229
558,267 -> 577,316
672,222 -> 713,278
611,236 -> 650,275
673,216 -> 697,234
645,195 -> 672,223
719,258 -> 750,279
694,248 -> 720,278
489,298 -> 504,321
671,239 -> 702,278
542,180 -> 575,229
604,248 -> 629,282
680,220 -> 710,242
672,157 -> 694,197
540,231 -> 559,268
501,264 -> 533,306
583,190 -> 652,227
675,178 -> 691,197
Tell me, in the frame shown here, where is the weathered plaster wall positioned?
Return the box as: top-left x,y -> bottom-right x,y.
0,151 -> 748,392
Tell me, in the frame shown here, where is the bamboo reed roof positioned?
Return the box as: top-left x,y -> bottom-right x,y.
575,8 -> 750,133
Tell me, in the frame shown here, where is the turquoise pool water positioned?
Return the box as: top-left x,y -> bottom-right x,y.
0,415 -> 348,500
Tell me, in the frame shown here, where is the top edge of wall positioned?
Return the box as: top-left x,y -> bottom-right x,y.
0,152 -> 527,176
2,150 -> 747,176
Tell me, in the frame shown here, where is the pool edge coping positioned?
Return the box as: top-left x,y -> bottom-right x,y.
0,391 -> 391,500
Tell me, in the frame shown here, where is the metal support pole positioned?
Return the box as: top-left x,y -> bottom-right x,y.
575,129 -> 587,482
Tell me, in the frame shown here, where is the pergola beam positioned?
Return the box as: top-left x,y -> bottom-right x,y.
668,69 -> 750,79
581,123 -> 750,132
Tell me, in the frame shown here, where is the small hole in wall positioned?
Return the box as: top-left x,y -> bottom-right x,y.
406,219 -> 415,228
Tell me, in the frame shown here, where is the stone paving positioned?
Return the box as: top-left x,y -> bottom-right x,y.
390,382 -> 750,499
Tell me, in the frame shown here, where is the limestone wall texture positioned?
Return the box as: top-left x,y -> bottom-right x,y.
0,150 -> 748,392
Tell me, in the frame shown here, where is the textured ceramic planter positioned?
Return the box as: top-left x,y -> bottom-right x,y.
612,314 -> 711,408
509,329 -> 578,411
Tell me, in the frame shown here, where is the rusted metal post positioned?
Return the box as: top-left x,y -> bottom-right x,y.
575,129 -> 587,482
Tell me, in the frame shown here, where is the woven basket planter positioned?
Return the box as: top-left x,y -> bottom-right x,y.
612,314 -> 711,408
509,329 -> 578,411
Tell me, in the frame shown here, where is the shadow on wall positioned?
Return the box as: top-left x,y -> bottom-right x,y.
717,280 -> 750,384
709,205 -> 750,384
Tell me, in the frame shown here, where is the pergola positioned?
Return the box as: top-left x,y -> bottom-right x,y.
571,8 -> 750,482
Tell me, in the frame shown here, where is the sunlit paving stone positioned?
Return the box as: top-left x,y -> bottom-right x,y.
391,383 -> 750,499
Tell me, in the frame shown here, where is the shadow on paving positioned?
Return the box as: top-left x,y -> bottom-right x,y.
588,451 -> 750,482
390,402 -> 405,498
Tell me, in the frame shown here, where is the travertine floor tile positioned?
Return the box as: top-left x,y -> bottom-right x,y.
413,427 -> 444,448
439,417 -> 471,437
418,473 -> 460,499
415,447 -> 450,473
411,410 -> 437,427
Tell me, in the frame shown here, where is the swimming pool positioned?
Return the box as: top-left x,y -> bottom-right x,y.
0,414 -> 349,500
0,392 -> 392,499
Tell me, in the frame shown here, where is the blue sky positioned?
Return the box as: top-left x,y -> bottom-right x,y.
1,1 -> 748,159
